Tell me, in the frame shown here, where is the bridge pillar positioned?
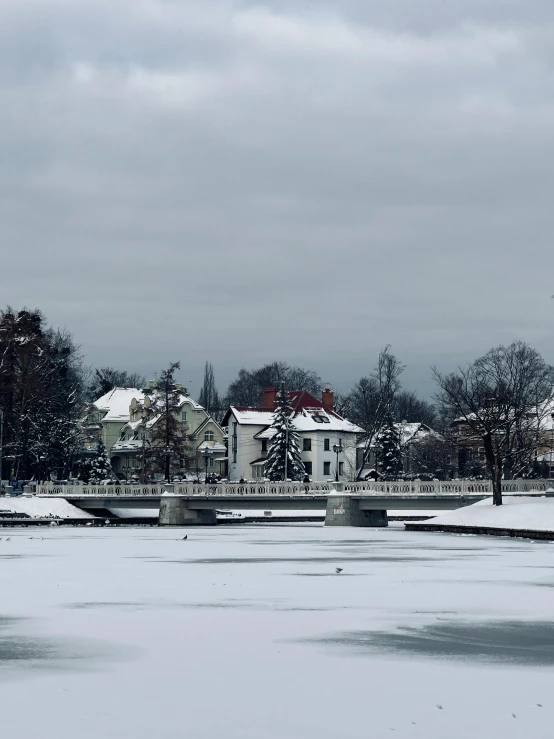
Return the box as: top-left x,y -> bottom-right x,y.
158,496 -> 217,526
325,494 -> 387,527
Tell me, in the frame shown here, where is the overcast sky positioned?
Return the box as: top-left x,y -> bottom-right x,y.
2,0 -> 553,398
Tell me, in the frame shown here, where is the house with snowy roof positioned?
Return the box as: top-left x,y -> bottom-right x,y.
357,421 -> 445,479
222,388 -> 363,482
110,385 -> 225,479
82,387 -> 145,456
451,399 -> 554,477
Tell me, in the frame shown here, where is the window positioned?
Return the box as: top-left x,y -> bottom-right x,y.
208,456 -> 214,468
182,411 -> 187,422
204,430 -> 214,441
323,461 -> 331,476
261,439 -> 268,453
324,438 -> 330,451
321,416 -> 330,423
339,462 -> 344,476
303,438 -> 312,451
304,461 -> 313,475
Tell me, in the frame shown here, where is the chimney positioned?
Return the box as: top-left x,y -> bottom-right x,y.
262,387 -> 278,410
322,388 -> 334,412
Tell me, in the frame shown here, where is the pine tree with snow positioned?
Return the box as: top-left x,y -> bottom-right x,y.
265,388 -> 305,481
90,440 -> 113,482
75,457 -> 94,484
378,415 -> 402,479
144,362 -> 190,482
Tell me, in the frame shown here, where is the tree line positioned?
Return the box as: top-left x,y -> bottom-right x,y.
1,306 -> 553,504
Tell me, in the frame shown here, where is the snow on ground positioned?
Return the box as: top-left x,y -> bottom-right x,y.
0,496 -> 94,519
0,525 -> 554,739
411,495 -> 554,532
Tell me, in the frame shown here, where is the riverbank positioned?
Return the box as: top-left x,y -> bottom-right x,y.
406,496 -> 554,540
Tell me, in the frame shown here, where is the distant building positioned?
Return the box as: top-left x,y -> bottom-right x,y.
82,387 -> 144,456
451,401 -> 554,478
357,421 -> 445,479
110,385 -> 226,479
222,388 -> 363,482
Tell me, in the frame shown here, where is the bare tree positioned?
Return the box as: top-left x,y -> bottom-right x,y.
405,435 -> 456,480
394,390 -> 437,427
433,341 -> 554,505
87,367 -> 146,401
226,362 -> 322,407
348,346 -> 405,480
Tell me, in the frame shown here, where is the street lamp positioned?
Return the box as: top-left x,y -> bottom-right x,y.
204,447 -> 213,483
332,442 -> 343,482
39,454 -> 47,484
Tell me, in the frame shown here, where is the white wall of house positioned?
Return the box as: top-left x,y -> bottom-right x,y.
297,433 -> 357,481
230,424 -> 358,482
228,415 -> 267,481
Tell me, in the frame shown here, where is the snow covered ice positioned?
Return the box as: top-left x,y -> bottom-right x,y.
1,523 -> 554,738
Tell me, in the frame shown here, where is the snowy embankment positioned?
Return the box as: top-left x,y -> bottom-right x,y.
0,496 -> 94,519
407,496 -> 554,539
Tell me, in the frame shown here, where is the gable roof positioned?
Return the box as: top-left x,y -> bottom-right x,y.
222,390 -> 363,434
190,415 -> 224,438
93,387 -> 144,422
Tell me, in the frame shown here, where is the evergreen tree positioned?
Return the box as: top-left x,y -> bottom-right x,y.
144,362 -> 189,481
75,457 -> 94,484
265,388 -> 304,481
0,307 -> 86,480
378,416 -> 402,478
198,361 -> 221,420
90,440 -> 112,481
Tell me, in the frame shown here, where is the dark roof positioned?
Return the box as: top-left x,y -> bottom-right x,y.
222,391 -> 339,426
288,390 -> 340,418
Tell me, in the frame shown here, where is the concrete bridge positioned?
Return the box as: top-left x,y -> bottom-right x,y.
35,480 -> 551,527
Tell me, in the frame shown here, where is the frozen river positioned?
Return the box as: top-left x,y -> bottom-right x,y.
1,523 -> 554,738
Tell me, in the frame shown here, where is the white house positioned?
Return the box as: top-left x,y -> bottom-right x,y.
222,388 -> 363,482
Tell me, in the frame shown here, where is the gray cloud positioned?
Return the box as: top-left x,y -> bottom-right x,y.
1,0 -> 553,396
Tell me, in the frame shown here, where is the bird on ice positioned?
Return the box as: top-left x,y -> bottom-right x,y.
335,567 -> 343,574
182,535 -> 188,540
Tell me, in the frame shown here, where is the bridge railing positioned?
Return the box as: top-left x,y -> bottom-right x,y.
345,480 -> 549,494
34,482 -> 336,497
34,479 -> 550,497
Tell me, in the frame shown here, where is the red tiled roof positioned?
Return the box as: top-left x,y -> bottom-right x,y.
222,391 -> 341,425
288,390 -> 341,418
